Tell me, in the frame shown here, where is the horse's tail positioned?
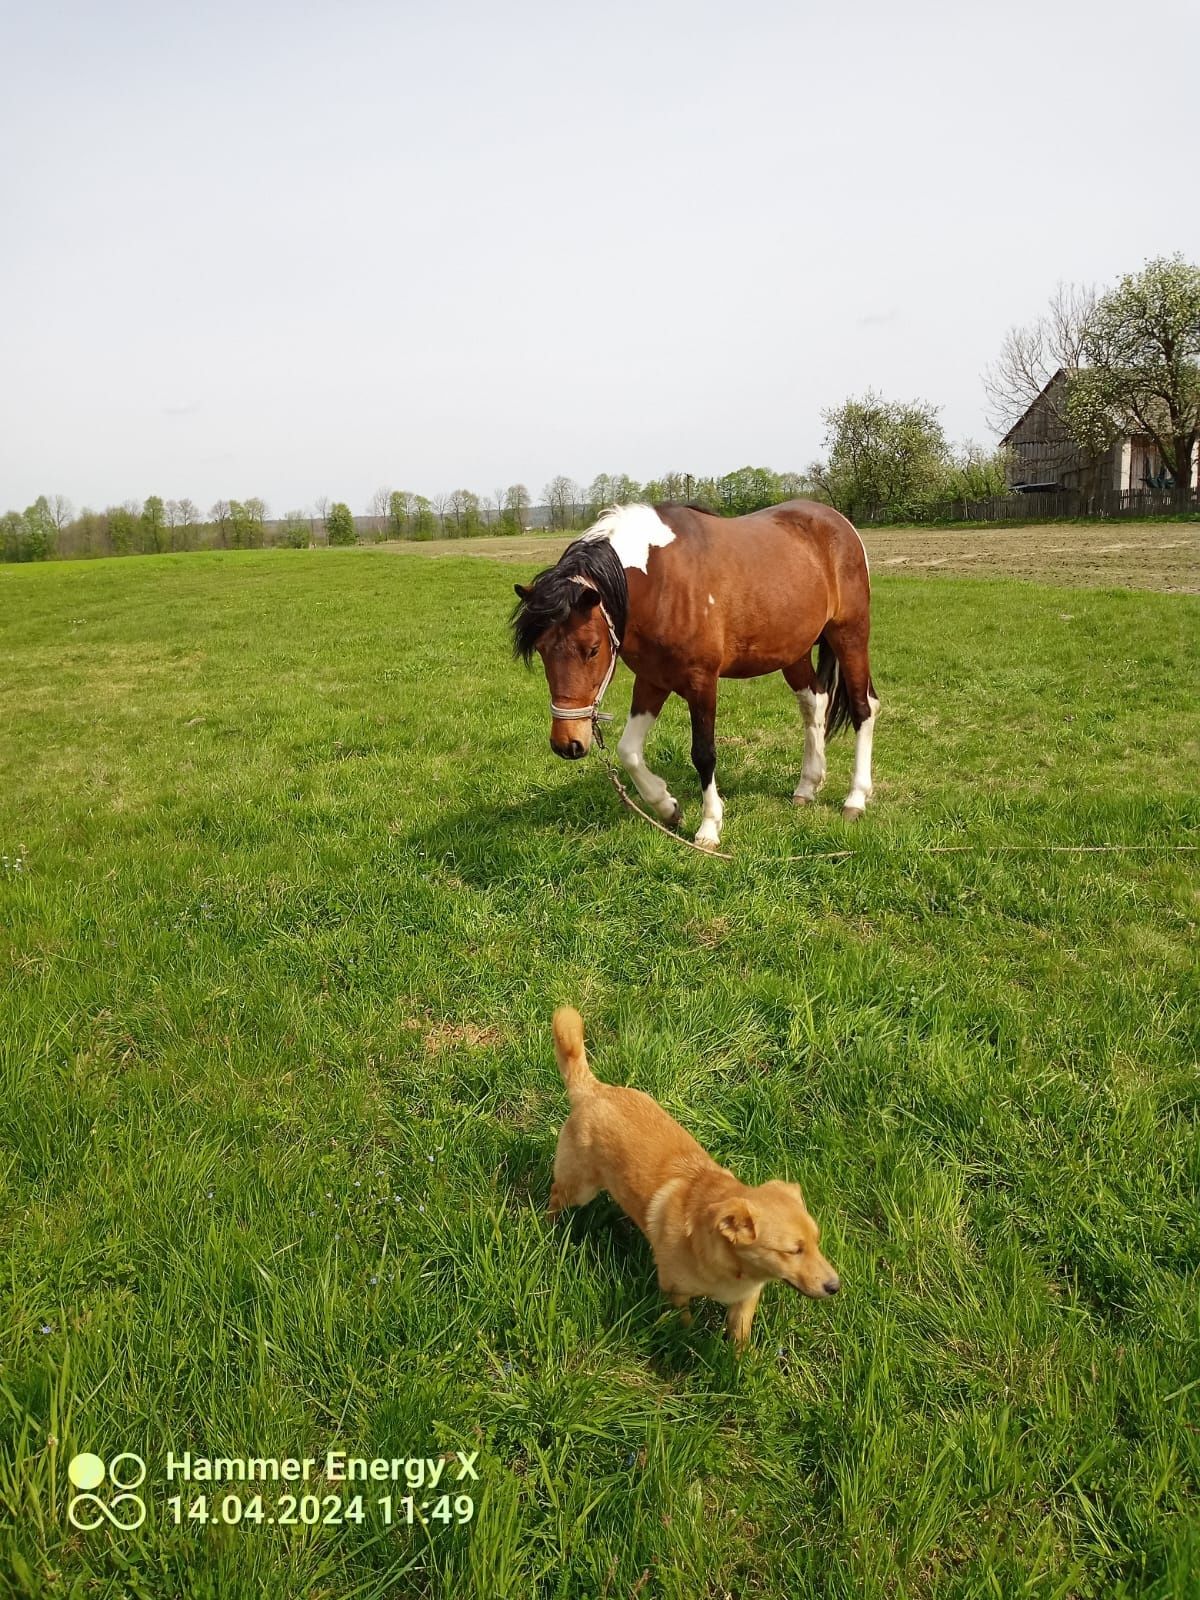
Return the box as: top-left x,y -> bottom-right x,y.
816,636 -> 869,739
552,1007 -> 595,1102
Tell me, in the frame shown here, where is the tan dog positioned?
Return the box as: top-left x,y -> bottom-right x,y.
548,1007 -> 840,1349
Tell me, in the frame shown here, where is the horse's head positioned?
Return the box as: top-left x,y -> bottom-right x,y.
512,577 -> 617,758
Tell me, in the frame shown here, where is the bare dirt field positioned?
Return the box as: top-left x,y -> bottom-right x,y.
378,520 -> 1199,592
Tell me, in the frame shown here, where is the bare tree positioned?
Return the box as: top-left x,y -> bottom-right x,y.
983,283 -> 1097,435
49,494 -> 74,536
164,499 -> 181,550
543,475 -> 580,531
504,483 -> 531,530
369,486 -> 391,537
178,498 -> 199,548
982,282 -> 1123,495
210,499 -> 231,547
431,493 -> 450,533
313,495 -> 331,543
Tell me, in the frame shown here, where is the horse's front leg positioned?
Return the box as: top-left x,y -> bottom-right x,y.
687,682 -> 723,852
616,679 -> 681,827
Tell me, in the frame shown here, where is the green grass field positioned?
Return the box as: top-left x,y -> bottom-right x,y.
1,548 -> 1197,1599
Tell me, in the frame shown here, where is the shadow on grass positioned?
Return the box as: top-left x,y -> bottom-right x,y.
394,754 -> 848,886
396,769 -> 646,869
498,1132 -> 734,1372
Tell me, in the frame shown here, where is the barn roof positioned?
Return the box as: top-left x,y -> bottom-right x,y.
1000,366 -> 1149,447
999,368 -> 1068,445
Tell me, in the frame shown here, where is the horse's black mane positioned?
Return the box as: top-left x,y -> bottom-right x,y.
510,533 -> 629,664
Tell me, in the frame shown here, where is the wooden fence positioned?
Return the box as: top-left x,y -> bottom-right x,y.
865,487 -> 1199,526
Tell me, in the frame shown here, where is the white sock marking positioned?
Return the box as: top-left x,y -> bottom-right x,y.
843,693 -> 880,815
793,687 -> 828,801
617,709 -> 679,821
695,776 -> 724,848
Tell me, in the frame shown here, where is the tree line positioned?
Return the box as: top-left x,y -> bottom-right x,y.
1,446 -> 1007,565
6,254 -> 1194,564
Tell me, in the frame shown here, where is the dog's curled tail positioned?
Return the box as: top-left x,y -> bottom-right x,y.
552,1006 -> 594,1101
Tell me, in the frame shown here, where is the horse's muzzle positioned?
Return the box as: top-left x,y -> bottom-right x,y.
552,737 -> 587,761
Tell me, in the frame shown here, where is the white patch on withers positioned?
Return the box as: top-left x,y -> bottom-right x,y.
584,504 -> 676,574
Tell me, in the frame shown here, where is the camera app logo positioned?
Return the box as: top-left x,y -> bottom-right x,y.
66,1451 -> 148,1530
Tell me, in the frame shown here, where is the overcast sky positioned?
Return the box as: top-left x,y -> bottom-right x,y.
2,0 -> 1197,517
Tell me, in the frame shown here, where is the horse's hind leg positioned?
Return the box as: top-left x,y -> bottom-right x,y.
782,655 -> 827,805
616,679 -> 681,827
823,620 -> 880,820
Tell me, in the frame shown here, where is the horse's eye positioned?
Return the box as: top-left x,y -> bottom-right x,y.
586,645 -> 599,659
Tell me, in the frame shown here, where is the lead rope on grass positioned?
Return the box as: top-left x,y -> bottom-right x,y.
592,716 -> 825,864
588,722 -> 1198,864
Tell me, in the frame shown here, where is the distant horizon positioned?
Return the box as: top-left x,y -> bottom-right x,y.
13,466 -> 817,524
3,0 -> 1197,514
7,465 -> 816,523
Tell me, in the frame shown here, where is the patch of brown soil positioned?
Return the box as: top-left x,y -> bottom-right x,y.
422,1021 -> 504,1054
378,521 -> 1199,592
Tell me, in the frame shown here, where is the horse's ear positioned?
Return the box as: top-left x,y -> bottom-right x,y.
513,583 -> 530,599
573,587 -> 602,613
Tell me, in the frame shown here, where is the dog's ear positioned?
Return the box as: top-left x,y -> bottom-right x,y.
716,1198 -> 757,1245
513,582 -> 530,599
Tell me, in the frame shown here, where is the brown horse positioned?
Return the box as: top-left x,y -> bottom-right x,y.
512,500 -> 878,851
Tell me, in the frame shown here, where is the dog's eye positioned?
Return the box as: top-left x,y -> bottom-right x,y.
792,1245 -> 806,1255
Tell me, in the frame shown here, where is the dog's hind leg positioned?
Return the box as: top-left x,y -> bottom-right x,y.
725,1285 -> 764,1351
548,1121 -> 600,1215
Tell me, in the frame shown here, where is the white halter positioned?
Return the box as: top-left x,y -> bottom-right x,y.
548,582 -> 622,723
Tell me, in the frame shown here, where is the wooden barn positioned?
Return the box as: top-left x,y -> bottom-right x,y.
1001,368 -> 1199,496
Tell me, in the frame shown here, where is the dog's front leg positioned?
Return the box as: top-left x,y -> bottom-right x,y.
725,1287 -> 763,1351
668,1292 -> 693,1328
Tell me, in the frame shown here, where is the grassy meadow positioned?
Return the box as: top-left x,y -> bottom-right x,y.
1,546 -> 1198,1599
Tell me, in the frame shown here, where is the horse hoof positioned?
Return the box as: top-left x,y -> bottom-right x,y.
841,804 -> 865,822
793,792 -> 814,807
694,833 -> 720,853
666,803 -> 683,829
